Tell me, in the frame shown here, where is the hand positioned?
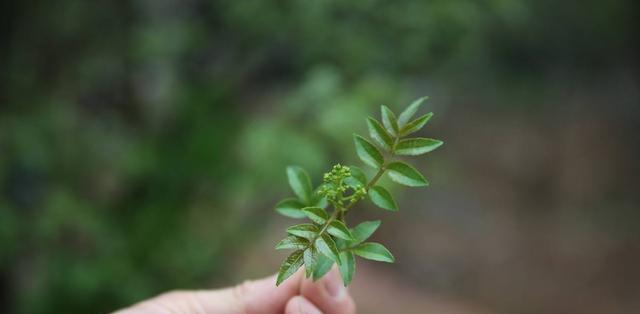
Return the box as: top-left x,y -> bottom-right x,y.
114,267 -> 356,314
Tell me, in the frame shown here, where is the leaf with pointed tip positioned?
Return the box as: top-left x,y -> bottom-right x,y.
276,250 -> 305,285
302,207 -> 329,225
275,198 -> 306,218
303,247 -> 318,278
386,161 -> 428,187
287,166 -> 313,205
399,113 -> 433,136
398,96 -> 428,126
367,117 -> 394,151
287,224 -> 319,239
352,242 -> 395,263
312,254 -> 334,281
381,105 -> 399,136
315,233 -> 341,265
368,185 -> 399,211
353,134 -> 384,168
394,138 -> 443,156
350,220 -> 381,245
327,220 -> 354,240
338,251 -> 356,286
275,236 -> 309,250
345,166 -> 367,188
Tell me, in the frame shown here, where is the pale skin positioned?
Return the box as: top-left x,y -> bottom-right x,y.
114,267 -> 356,314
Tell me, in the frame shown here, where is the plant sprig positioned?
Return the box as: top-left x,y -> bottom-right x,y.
274,96 -> 443,286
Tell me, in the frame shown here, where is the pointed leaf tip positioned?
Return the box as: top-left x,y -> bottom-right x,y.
350,220 -> 381,245
386,161 -> 429,187
398,96 -> 429,126
368,185 -> 399,211
287,166 -> 313,205
275,198 -> 306,218
352,242 -> 395,263
276,250 -> 305,285
400,112 -> 433,136
394,138 -> 443,156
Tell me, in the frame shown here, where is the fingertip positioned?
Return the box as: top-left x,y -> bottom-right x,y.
285,296 -> 322,314
301,266 -> 356,314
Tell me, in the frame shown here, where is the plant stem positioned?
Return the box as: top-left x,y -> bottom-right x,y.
307,134 -> 399,250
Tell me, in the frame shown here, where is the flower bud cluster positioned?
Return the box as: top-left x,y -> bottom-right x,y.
318,164 -> 363,208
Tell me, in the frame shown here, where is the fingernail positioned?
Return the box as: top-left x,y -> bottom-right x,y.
324,268 -> 345,298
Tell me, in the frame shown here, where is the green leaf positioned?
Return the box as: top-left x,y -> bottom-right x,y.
398,96 -> 428,126
350,220 -> 381,245
303,247 -> 318,278
353,134 -> 384,168
399,113 -> 433,136
275,198 -> 306,218
381,105 -> 399,136
327,220 -> 354,240
315,233 -> 341,265
302,207 -> 329,225
287,224 -> 319,239
338,251 -> 356,286
394,138 -> 443,156
368,185 -> 398,211
287,166 -> 313,205
312,193 -> 329,209
367,117 -> 394,151
345,166 -> 367,188
275,236 -> 309,250
386,161 -> 428,187
352,242 -> 395,263
312,254 -> 334,281
276,250 -> 305,285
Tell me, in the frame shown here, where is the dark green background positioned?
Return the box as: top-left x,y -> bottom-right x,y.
1,1 -> 638,313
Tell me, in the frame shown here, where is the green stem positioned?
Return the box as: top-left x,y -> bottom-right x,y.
307,134 -> 398,249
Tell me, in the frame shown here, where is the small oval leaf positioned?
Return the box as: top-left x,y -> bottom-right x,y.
315,233 -> 342,265
398,96 -> 428,126
303,247 -> 318,278
367,117 -> 394,151
338,251 -> 356,286
312,254 -> 334,281
350,220 -> 381,245
275,236 -> 309,250
287,224 -> 319,239
276,250 -> 305,285
381,105 -> 399,136
302,207 -> 329,225
275,198 -> 306,218
394,138 -> 443,156
352,242 -> 395,263
368,185 -> 399,211
399,113 -> 433,136
287,166 -> 313,205
327,220 -> 354,240
386,161 -> 428,187
353,134 -> 384,168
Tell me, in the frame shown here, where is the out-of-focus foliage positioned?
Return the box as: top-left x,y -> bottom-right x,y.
0,0 -> 637,313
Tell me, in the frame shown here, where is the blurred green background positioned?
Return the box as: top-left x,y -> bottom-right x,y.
1,1 -> 638,313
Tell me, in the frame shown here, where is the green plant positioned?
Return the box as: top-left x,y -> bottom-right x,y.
274,97 -> 443,286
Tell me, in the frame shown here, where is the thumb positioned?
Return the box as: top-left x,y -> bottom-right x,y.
114,270 -> 304,314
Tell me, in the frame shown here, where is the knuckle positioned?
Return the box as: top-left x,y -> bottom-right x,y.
232,280 -> 254,313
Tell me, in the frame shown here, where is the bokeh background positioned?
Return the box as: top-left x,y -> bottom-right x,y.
1,1 -> 639,313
